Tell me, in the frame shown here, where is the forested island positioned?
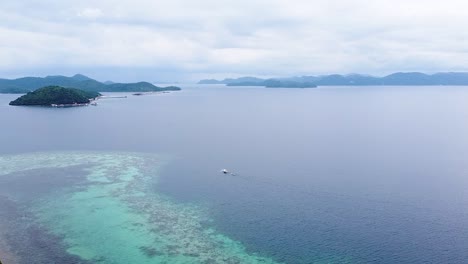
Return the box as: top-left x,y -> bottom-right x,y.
9,86 -> 101,106
0,74 -> 181,94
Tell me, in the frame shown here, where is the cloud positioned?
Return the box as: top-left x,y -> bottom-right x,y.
77,8 -> 103,19
1,0 -> 468,81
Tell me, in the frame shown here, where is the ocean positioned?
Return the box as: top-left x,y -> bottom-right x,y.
1,85 -> 468,263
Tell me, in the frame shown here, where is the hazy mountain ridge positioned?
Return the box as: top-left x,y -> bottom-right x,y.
199,72 -> 468,86
0,74 -> 181,93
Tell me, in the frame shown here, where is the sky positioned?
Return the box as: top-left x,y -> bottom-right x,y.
1,0 -> 468,82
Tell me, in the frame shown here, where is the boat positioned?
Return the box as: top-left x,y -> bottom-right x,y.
221,169 -> 229,174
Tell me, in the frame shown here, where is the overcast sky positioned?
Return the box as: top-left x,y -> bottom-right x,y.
1,0 -> 468,82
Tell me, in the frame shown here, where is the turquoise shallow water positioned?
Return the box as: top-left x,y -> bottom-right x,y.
0,152 -> 279,264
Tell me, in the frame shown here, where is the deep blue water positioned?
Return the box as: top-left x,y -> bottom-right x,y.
2,85 -> 468,263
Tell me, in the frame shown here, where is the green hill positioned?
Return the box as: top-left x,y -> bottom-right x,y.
0,74 -> 181,93
9,86 -> 101,106
103,82 -> 180,92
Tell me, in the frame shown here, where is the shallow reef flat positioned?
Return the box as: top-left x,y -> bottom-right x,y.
0,152 -> 278,264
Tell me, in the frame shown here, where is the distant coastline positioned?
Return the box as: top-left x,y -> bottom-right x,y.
0,74 -> 182,94
199,72 -> 468,87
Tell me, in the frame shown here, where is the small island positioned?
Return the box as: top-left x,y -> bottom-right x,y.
9,86 -> 101,107
263,80 -> 317,88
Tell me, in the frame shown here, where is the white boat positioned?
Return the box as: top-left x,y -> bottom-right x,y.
221,169 -> 229,174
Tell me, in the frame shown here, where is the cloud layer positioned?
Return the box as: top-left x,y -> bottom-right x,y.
1,0 -> 468,82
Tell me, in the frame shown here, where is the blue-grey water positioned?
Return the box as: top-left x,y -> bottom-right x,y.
1,85 -> 468,263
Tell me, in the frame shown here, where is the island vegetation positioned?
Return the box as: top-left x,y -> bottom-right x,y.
264,80 -> 317,88
9,86 -> 101,106
0,74 -> 181,94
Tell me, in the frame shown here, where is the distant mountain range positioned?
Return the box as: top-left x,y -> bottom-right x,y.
198,72 -> 468,87
0,74 -> 181,93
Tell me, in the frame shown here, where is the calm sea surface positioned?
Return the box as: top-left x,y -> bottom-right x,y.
1,85 -> 468,263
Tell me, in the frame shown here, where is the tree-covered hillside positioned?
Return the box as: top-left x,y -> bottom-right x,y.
9,86 -> 101,106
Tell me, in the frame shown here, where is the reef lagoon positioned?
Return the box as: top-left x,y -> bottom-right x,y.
0,152 -> 277,264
